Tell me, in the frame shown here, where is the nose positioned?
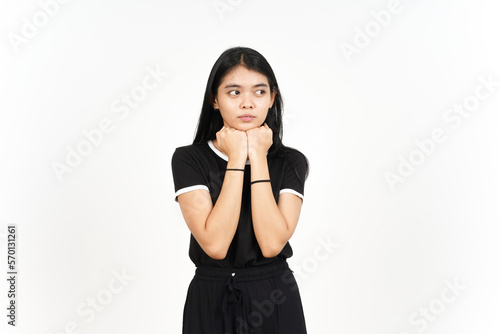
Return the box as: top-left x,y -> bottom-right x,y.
240,93 -> 253,109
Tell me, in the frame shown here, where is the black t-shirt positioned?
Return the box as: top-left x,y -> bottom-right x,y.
171,140 -> 307,268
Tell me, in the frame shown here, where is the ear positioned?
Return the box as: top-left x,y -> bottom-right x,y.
269,88 -> 277,108
210,94 -> 219,109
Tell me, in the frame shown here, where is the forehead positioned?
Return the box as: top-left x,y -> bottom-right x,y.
220,66 -> 269,86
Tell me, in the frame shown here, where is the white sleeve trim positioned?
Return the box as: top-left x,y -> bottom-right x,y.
175,185 -> 209,202
279,188 -> 304,200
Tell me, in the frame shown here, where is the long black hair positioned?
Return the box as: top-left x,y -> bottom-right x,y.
193,46 -> 308,179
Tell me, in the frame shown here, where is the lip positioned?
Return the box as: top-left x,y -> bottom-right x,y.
238,114 -> 255,122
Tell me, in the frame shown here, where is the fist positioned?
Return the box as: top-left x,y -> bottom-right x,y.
246,123 -> 272,159
215,125 -> 248,163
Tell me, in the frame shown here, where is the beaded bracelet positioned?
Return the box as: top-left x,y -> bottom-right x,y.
250,179 -> 271,185
226,168 -> 245,172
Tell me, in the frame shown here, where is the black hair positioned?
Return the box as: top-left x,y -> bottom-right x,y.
192,46 -> 308,179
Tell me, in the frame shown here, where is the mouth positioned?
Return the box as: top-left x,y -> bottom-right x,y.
238,114 -> 255,122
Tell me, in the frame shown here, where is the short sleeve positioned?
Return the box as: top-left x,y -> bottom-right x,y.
171,147 -> 210,202
279,150 -> 308,201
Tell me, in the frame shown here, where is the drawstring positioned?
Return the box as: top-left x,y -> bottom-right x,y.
222,273 -> 243,334
194,262 -> 290,333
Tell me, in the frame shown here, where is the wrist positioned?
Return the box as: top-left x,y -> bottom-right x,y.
249,152 -> 267,162
227,158 -> 246,169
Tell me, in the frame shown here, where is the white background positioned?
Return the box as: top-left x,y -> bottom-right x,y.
1,0 -> 499,333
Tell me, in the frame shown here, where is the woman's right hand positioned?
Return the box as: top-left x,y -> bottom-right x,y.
215,125 -> 248,164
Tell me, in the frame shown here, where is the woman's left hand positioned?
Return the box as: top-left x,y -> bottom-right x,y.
246,123 -> 273,160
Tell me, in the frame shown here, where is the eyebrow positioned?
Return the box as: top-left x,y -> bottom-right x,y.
223,83 -> 269,89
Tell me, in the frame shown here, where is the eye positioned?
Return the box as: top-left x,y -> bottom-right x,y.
255,90 -> 266,95
229,90 -> 239,96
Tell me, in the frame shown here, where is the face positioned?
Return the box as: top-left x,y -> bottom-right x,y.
213,66 -> 276,131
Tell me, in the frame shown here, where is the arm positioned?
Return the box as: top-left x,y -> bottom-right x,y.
250,153 -> 303,258
177,158 -> 246,260
175,126 -> 248,260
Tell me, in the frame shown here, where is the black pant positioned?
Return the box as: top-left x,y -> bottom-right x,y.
183,261 -> 308,334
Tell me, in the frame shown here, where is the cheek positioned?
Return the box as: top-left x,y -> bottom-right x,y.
261,106 -> 271,119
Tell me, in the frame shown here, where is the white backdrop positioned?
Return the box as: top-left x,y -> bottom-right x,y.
1,0 -> 499,333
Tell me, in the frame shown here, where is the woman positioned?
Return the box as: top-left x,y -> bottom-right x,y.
171,46 -> 310,334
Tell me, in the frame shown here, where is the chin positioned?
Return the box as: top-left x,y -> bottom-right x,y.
231,122 -> 259,131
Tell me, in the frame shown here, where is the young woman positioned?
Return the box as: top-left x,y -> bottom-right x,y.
171,46 -> 310,334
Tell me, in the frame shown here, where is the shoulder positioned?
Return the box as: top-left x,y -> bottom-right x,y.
285,147 -> 306,158
174,142 -> 208,152
281,146 -> 309,179
172,142 -> 209,157
271,145 -> 306,160
282,146 -> 308,164
171,143 -> 212,168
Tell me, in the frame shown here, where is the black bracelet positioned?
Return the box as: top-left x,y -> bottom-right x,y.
226,168 -> 245,172
250,179 -> 271,185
